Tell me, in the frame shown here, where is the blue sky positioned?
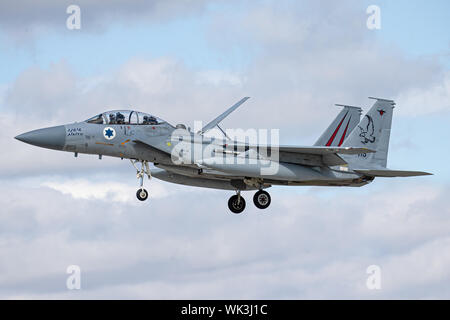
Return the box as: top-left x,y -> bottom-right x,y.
2,1 -> 448,83
376,0 -> 450,63
0,3 -> 254,83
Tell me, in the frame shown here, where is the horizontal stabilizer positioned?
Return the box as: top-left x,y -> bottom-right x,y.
354,169 -> 432,177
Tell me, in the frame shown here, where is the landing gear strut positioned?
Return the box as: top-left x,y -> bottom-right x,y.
228,190 -> 246,214
253,190 -> 271,209
131,159 -> 151,201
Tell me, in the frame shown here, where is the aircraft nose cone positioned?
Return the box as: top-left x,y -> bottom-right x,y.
15,125 -> 66,150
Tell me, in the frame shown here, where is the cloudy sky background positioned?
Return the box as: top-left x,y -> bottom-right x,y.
0,0 -> 449,299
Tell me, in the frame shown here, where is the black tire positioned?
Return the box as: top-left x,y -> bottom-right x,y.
253,190 -> 271,209
136,188 -> 149,201
228,195 -> 246,214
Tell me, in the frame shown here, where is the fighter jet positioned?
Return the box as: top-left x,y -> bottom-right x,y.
15,97 -> 431,214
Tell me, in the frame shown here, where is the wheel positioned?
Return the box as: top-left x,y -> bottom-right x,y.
136,188 -> 149,201
228,195 -> 246,214
253,190 -> 271,209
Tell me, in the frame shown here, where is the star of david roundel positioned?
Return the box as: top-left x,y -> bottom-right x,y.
103,127 -> 116,140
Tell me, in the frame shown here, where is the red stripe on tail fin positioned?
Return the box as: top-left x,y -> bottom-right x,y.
338,117 -> 351,146
326,111 -> 348,146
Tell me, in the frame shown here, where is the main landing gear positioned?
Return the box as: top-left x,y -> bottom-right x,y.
228,191 -> 246,214
131,159 -> 151,201
253,190 -> 271,209
227,190 -> 272,214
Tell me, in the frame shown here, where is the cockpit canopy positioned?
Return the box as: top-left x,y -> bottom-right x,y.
85,110 -> 166,126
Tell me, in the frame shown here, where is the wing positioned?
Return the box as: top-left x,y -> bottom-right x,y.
276,146 -> 375,166
223,144 -> 375,166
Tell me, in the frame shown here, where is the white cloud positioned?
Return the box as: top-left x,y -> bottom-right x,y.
41,178 -> 170,203
379,237 -> 450,297
396,71 -> 450,116
0,176 -> 449,299
0,0 -> 210,40
196,70 -> 244,87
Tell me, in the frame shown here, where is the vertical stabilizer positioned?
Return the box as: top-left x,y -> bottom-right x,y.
314,105 -> 362,146
342,97 -> 395,168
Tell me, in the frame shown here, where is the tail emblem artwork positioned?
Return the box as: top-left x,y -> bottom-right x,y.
358,115 -> 376,144
15,97 -> 432,214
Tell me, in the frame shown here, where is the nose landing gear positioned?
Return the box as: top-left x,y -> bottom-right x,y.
136,188 -> 148,201
131,159 -> 151,201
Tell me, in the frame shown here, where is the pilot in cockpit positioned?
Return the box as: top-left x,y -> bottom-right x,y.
148,116 -> 158,125
149,116 -> 158,125
109,113 -> 116,124
116,112 -> 125,124
143,115 -> 158,125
